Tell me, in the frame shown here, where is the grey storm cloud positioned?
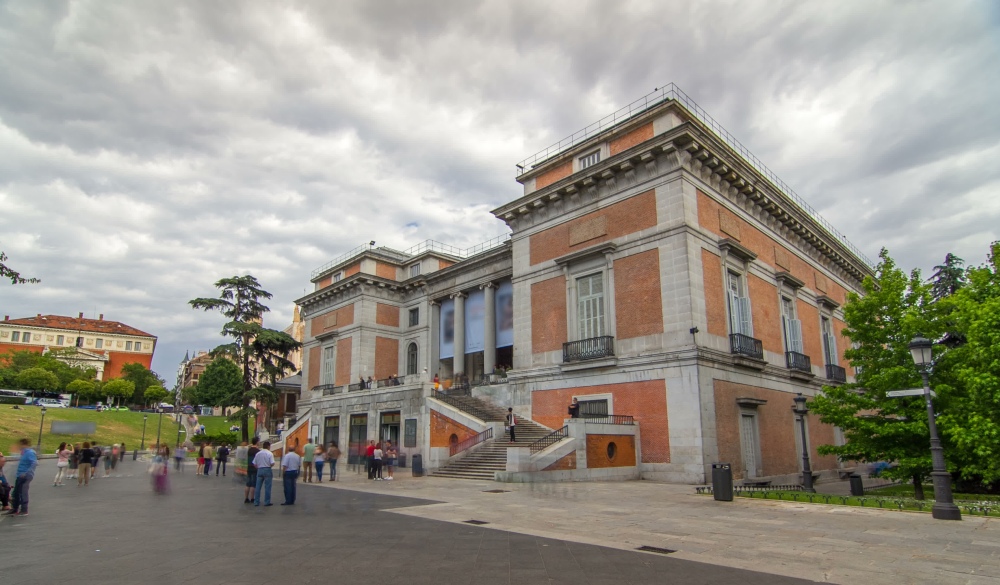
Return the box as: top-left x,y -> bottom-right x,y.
1,0 -> 998,379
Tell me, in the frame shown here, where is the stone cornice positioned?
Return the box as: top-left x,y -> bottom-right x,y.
718,239 -> 757,263
775,271 -> 806,289
554,242 -> 617,266
297,274 -> 408,318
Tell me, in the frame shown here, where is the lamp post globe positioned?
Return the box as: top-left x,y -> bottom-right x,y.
791,394 -> 815,493
908,334 -> 961,521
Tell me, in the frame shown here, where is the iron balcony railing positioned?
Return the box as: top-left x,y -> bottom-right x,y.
375,375 -> 406,388
529,426 -> 569,454
311,234 -> 512,279
583,414 -> 635,425
786,351 -> 812,373
730,333 -> 764,360
450,427 -> 493,457
826,364 -> 847,383
348,383 -> 364,392
310,384 -> 343,396
514,82 -> 873,269
563,336 -> 615,363
472,372 -> 509,386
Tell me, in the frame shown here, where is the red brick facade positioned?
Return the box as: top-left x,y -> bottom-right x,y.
613,250 -> 663,339
609,122 -> 653,156
374,336 -> 399,380
530,276 -> 567,353
334,337 -> 352,386
586,434 -> 637,468
430,410 -> 477,448
375,303 -> 400,328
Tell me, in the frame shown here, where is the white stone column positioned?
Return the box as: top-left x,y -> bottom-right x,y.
430,301 -> 441,376
482,282 -> 496,375
452,292 -> 466,375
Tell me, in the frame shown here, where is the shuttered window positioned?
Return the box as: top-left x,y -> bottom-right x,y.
781,297 -> 803,353
727,272 -> 753,336
576,273 -> 606,339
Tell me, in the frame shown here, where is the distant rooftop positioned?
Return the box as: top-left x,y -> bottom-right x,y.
516,83 -> 873,268
311,233 -> 511,279
2,314 -> 156,338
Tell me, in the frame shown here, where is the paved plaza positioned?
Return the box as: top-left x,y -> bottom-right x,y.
2,458 -> 997,585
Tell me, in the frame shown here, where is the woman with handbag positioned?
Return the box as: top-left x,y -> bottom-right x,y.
53,442 -> 71,486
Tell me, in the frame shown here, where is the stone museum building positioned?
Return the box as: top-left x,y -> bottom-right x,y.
295,85 -> 872,484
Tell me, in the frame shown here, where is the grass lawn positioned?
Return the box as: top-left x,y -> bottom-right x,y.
697,488 -> 1000,517
0,405 -> 254,454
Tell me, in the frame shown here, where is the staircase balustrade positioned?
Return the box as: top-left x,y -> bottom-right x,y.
450,427 -> 493,457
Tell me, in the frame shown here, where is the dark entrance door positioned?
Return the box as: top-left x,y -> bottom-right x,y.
348,414 -> 368,465
380,412 -> 400,448
324,416 -> 340,448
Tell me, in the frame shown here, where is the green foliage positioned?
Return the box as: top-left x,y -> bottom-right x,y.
143,384 -> 169,406
102,378 -> 136,406
811,249 -> 943,491
1,249 -> 40,284
16,367 -> 60,391
0,349 -> 96,392
0,395 -> 25,405
937,242 -> 1000,483
194,358 -> 243,408
120,363 -> 165,406
65,379 -> 95,403
190,431 -> 240,446
929,253 -> 966,302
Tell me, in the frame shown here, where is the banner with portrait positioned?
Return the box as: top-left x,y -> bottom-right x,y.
495,279 -> 514,348
439,297 -> 455,359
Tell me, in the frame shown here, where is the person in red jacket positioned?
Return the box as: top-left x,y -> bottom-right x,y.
365,440 -> 376,479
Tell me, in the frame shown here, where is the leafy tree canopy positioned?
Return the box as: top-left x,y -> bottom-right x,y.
120,362 -> 165,405
193,357 -> 243,408
16,367 -> 60,392
102,378 -> 135,406
1,249 -> 40,285
143,384 -> 169,407
929,253 -> 966,301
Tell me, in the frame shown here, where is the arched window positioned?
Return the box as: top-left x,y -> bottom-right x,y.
406,343 -> 418,376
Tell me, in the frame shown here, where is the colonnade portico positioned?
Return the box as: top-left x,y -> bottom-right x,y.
452,292 -> 466,374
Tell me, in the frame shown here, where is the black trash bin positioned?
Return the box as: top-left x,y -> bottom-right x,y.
398,453 -> 407,468
849,473 -> 864,497
133,449 -> 138,461
411,454 -> 423,477
712,463 -> 733,501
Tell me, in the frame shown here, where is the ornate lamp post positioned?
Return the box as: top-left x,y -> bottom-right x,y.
140,414 -> 148,450
792,394 -> 815,493
908,335 -> 961,520
37,406 -> 47,454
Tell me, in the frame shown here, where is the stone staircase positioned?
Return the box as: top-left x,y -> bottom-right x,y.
432,392 -> 553,480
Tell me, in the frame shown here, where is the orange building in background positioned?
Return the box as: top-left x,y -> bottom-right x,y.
0,313 -> 156,381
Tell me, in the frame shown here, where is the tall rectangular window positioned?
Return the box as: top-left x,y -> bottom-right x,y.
727,272 -> 753,336
822,317 -> 838,365
11,332 -> 19,342
75,336 -> 83,347
56,335 -> 64,345
95,339 -> 103,349
125,341 -> 133,351
579,150 -> 601,170
576,273 -> 605,339
409,264 -> 421,278
321,346 -> 336,385
408,308 -> 419,327
333,271 -> 343,283
781,297 -> 803,353
740,411 -> 761,478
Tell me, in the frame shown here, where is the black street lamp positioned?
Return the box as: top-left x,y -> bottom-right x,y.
37,406 -> 47,454
140,414 -> 148,450
908,335 -> 961,521
155,407 -> 164,450
791,394 -> 815,493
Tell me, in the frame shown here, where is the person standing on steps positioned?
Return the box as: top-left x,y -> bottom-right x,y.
215,444 -> 230,477
252,441 -> 275,507
5,438 -> 37,517
203,443 -> 214,476
384,441 -> 396,480
280,445 -> 301,505
506,408 -> 517,443
302,438 -> 316,483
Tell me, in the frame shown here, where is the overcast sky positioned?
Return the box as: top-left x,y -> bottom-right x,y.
1,1 -> 998,382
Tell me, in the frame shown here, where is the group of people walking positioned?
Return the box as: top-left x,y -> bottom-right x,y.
194,442 -> 231,476
57,441 -> 127,486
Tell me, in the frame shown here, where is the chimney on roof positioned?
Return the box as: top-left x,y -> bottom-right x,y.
78,312 -> 84,319
3,316 -> 7,321
99,314 -> 104,321
37,313 -> 41,319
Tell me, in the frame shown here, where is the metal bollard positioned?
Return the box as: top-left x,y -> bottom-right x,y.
133,449 -> 138,461
849,473 -> 864,497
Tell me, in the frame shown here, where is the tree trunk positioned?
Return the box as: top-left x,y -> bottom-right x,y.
241,332 -> 251,444
912,474 -> 925,500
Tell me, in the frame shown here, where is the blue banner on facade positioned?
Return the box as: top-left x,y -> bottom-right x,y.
439,297 -> 454,359
496,279 -> 514,348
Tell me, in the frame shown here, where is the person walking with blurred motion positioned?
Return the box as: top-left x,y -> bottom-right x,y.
108,443 -> 120,477
326,442 -> 340,481
384,440 -> 397,480
150,446 -> 169,494
91,444 -> 102,479
215,444 -> 230,477
119,443 -> 126,464
313,444 -> 325,483
0,450 -> 11,511
302,438 -> 316,482
280,445 -> 301,505
174,445 -> 186,472
252,441 -> 274,507
77,442 -> 95,487
5,438 -> 37,516
53,442 -> 71,486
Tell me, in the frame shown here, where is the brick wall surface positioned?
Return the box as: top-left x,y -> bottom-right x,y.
316,275 -> 332,290
585,434 -> 637,468
376,303 -> 400,328
345,263 -> 361,277
335,337 -> 352,386
429,410 -> 478,448
531,380 -> 668,463
530,190 -> 658,265
374,336 -> 400,380
747,274 -> 783,355
309,303 -> 355,338
283,423 -> 309,457
713,380 -> 838,480
701,249 -> 728,337
697,189 -> 850,307
531,276 -> 567,353
307,346 -> 321,390
534,160 -> 573,191
609,123 -> 654,156
543,451 -> 577,471
105,352 -> 153,380
375,262 -> 397,280
614,249 -> 664,339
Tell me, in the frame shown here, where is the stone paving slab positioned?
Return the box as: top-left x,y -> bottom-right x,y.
2,459 -> 814,584
312,466 -> 999,585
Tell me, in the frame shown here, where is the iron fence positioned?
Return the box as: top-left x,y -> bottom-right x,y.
583,414 -> 635,425
563,336 -> 615,363
450,427 -> 493,457
529,426 -> 569,454
785,351 -> 812,373
826,364 -> 847,383
730,333 -> 763,360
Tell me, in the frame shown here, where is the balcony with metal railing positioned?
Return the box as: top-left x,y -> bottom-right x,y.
826,363 -> 847,383
563,336 -> 615,363
785,351 -> 812,374
730,333 -> 764,360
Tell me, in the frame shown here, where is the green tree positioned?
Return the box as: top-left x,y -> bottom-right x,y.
102,378 -> 135,407
16,367 -> 60,394
195,358 -> 243,408
1,249 -> 40,284
189,275 -> 273,442
810,248 -> 945,499
143,384 -> 169,407
120,362 -> 165,406
181,382 -> 200,406
929,253 -> 966,302
937,242 -> 1000,485
65,379 -> 95,406
244,328 -> 300,430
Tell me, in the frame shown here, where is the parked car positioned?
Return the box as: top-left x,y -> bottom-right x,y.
33,398 -> 66,408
